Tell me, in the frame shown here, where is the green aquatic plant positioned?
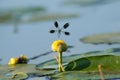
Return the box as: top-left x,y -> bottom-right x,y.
38,48 -> 120,79
0,64 -> 55,80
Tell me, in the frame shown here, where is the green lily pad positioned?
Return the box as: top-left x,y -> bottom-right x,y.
11,72 -> 28,80
65,55 -> 120,72
80,32 -> 120,44
63,0 -> 99,6
37,54 -> 82,69
37,48 -> 120,79
0,6 -> 45,23
0,64 -> 34,80
63,0 -> 120,7
24,13 -> 78,22
52,71 -> 120,80
38,48 -> 120,69
64,49 -> 120,72
0,69 -> 28,80
51,52 -> 120,79
36,48 -> 120,80
0,7 -> 78,23
0,64 -> 55,79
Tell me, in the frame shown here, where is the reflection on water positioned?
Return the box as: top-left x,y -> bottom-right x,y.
0,0 -> 120,64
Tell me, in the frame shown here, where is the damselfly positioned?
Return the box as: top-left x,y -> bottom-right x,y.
49,21 -> 70,38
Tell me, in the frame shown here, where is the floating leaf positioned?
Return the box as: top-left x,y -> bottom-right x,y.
37,54 -> 79,69
65,58 -> 90,71
0,64 -> 55,79
0,6 -> 45,23
38,48 -> 120,70
80,32 -> 120,44
65,55 -> 120,73
52,71 -> 120,80
26,13 -> 78,22
63,0 -> 120,7
37,48 -> 120,79
51,54 -> 120,79
63,0 -> 100,7
11,72 -> 28,80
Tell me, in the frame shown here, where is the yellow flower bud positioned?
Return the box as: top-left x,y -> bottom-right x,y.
20,54 -> 27,60
51,40 -> 67,53
18,54 -> 28,64
8,57 -> 19,65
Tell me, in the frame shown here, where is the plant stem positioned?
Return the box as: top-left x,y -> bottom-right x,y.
53,54 -> 65,72
58,52 -> 62,72
98,64 -> 105,80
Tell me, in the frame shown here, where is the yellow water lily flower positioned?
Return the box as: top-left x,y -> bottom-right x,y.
51,40 -> 67,53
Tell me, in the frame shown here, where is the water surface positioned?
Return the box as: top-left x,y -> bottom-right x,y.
0,0 -> 120,64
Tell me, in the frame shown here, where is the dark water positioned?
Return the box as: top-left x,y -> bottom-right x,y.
0,0 -> 120,65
